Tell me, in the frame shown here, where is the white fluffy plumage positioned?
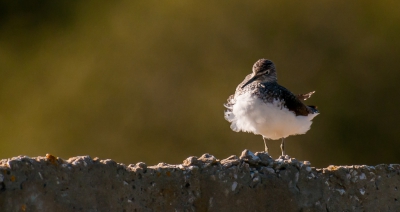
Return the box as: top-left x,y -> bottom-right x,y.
225,92 -> 318,140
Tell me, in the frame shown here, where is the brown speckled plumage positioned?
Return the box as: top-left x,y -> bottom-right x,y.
224,59 -> 319,155
225,59 -> 318,116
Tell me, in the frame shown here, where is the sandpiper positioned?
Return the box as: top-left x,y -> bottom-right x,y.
224,59 -> 319,156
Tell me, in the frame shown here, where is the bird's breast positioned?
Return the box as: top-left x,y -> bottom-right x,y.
227,92 -> 318,140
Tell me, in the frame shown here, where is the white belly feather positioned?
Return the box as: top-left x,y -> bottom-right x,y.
225,92 -> 318,140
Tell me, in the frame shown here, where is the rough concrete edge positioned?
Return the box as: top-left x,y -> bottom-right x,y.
0,150 -> 399,211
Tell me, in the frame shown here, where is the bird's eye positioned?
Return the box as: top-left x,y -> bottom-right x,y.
265,70 -> 270,75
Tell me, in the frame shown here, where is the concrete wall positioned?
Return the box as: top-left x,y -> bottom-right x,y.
0,150 -> 399,211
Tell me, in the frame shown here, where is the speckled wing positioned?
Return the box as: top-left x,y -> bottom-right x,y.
262,83 -> 318,116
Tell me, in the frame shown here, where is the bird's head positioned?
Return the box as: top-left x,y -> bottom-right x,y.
241,59 -> 277,88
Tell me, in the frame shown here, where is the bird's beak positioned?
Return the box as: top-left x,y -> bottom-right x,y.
241,74 -> 259,88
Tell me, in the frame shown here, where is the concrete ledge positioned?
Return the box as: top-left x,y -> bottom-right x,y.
0,150 -> 399,211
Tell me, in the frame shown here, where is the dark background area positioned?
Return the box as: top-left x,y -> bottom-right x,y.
1,1 -> 399,167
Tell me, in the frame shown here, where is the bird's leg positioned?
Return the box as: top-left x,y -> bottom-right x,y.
280,138 -> 285,156
262,137 -> 269,153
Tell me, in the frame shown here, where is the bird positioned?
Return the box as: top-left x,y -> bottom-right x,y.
224,59 -> 319,156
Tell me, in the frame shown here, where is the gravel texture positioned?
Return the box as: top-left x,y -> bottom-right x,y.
0,150 -> 399,211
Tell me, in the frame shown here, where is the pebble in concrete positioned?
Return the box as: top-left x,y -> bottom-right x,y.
0,152 -> 399,211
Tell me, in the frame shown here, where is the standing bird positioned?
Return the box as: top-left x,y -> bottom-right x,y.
224,59 -> 319,156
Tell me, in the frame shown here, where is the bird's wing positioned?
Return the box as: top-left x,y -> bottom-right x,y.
296,91 -> 315,101
264,83 -> 316,116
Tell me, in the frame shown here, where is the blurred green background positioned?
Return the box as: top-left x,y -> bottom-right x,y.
1,1 -> 399,167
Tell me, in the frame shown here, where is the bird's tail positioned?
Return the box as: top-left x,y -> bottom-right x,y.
297,91 -> 315,101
